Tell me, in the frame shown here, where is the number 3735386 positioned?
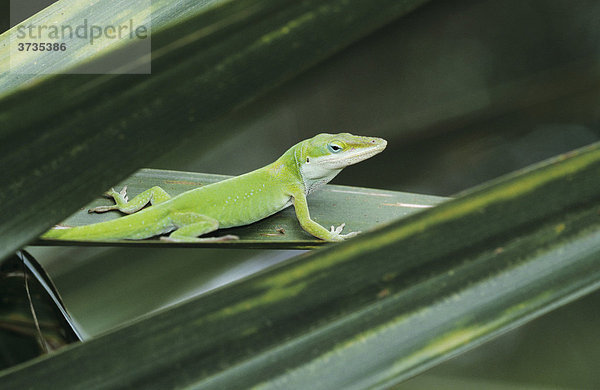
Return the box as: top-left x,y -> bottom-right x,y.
17,42 -> 67,51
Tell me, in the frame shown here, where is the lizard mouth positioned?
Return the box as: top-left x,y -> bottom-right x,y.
321,138 -> 387,169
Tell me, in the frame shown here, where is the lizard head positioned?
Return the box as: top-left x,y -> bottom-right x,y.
295,132 -> 387,193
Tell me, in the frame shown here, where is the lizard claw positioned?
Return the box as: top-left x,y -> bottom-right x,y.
340,231 -> 360,239
330,223 -> 346,235
103,188 -> 116,198
120,186 -> 129,202
103,186 -> 128,202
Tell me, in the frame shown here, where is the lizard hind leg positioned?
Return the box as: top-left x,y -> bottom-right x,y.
161,212 -> 239,243
89,186 -> 171,214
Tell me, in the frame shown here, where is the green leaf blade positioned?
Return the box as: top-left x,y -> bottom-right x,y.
34,168 -> 445,249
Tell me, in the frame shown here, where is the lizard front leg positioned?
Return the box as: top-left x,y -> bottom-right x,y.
89,186 -> 171,214
289,188 -> 359,242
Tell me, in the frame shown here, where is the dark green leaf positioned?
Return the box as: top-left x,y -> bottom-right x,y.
0,251 -> 81,370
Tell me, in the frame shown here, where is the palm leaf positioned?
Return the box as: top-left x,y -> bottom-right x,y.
36,169 -> 445,249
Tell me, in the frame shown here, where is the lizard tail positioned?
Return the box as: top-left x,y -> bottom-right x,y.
40,211 -> 170,241
40,222 -> 122,241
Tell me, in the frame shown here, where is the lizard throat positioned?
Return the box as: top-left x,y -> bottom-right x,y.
299,163 -> 342,195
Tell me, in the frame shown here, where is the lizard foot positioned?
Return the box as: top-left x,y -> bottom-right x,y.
329,223 -> 360,241
90,186 -> 128,213
103,186 -> 129,202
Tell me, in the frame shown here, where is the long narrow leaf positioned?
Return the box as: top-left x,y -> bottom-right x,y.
1,142 -> 598,388
35,168 -> 445,249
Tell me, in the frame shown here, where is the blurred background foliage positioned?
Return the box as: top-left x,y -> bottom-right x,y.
3,0 -> 600,388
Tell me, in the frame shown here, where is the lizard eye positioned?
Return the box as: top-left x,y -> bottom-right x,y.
327,143 -> 343,153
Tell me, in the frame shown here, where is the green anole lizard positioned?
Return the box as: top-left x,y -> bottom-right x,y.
42,133 -> 387,243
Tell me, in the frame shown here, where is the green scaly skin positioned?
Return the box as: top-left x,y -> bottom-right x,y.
42,133 -> 387,242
